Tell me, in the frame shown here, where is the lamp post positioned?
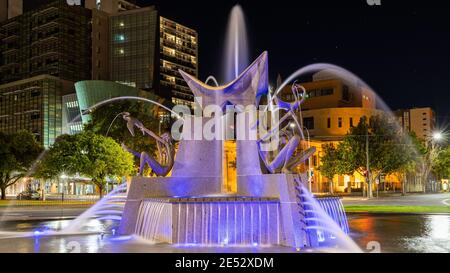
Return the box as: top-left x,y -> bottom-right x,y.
60,173 -> 68,202
423,131 -> 446,192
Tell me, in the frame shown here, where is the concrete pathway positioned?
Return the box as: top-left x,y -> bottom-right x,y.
342,193 -> 450,206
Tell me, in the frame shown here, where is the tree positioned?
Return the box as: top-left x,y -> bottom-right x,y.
433,146 -> 450,180
37,131 -> 135,198
84,98 -> 167,174
319,143 -> 344,194
35,134 -> 84,180
326,114 -> 416,198
0,131 -> 43,200
77,131 -> 135,197
409,132 -> 443,193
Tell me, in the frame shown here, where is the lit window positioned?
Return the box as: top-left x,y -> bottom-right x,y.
163,46 -> 175,56
119,22 -> 124,27
118,48 -> 124,54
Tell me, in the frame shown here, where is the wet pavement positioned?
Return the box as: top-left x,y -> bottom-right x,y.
0,213 -> 449,253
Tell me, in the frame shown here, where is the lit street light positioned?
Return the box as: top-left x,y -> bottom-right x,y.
432,131 -> 444,142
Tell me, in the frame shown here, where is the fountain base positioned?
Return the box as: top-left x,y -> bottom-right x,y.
134,197 -> 281,245
119,173 -> 352,249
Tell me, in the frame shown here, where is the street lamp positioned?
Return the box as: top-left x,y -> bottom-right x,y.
60,173 -> 68,202
432,131 -> 444,142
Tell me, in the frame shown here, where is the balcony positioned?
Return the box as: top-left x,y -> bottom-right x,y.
2,34 -> 19,43
29,51 -> 60,61
32,20 -> 59,31
2,48 -> 19,55
31,35 -> 58,46
1,21 -> 20,29
32,6 -> 58,16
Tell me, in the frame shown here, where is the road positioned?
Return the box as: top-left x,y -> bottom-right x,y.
342,192 -> 450,206
0,207 -> 87,221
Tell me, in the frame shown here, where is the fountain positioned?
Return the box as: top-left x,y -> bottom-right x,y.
223,5 -> 250,84
0,4 -> 359,253
115,52 -> 358,251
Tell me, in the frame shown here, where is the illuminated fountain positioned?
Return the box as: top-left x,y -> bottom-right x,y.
0,4 -> 358,252
108,5 -> 358,251
115,52 -> 359,250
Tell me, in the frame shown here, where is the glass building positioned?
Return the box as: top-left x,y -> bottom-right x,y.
0,75 -> 72,148
110,7 -> 158,90
62,93 -> 82,134
109,7 -> 199,107
0,0 -> 92,84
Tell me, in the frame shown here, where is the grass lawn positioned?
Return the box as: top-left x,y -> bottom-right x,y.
344,205 -> 450,214
0,200 -> 96,207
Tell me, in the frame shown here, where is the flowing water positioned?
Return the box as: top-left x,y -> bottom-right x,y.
223,5 -> 250,84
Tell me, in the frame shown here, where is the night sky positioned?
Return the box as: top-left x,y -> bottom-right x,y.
136,0 -> 450,125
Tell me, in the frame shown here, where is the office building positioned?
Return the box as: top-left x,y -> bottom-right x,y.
0,74 -> 74,148
395,107 -> 436,140
279,71 -> 384,193
0,0 -> 92,84
108,7 -> 198,106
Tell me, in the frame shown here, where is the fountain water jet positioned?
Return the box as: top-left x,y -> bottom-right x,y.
223,5 -> 250,83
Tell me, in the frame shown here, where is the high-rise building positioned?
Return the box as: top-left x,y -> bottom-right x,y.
1,0 -> 199,148
0,0 -> 92,84
85,0 -> 139,14
0,0 -> 94,148
109,7 -> 158,89
395,107 -> 436,140
159,17 -> 198,107
0,75 -> 74,148
108,8 -> 199,107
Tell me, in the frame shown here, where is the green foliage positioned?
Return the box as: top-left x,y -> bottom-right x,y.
339,114 -> 415,179
35,134 -> 82,179
83,99 -> 167,170
37,131 -> 135,197
0,131 -> 44,199
434,146 -> 450,179
319,143 -> 340,179
319,114 -> 417,197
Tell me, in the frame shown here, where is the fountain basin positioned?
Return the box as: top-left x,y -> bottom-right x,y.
134,197 -> 281,246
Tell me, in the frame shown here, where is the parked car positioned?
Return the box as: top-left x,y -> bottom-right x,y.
16,190 -> 41,200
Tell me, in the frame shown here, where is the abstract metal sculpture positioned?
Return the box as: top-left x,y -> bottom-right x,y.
257,82 -> 316,173
121,112 -> 174,177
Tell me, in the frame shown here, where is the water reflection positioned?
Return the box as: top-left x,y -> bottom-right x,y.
0,214 -> 449,252
349,214 -> 450,253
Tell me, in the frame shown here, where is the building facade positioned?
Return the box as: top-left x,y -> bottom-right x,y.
0,0 -> 92,84
395,107 -> 436,140
159,16 -> 198,107
109,7 -> 159,89
0,0 -> 23,22
62,93 -> 82,134
279,72 -> 389,193
0,74 -> 74,148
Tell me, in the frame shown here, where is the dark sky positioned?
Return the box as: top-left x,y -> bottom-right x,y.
136,0 -> 450,125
